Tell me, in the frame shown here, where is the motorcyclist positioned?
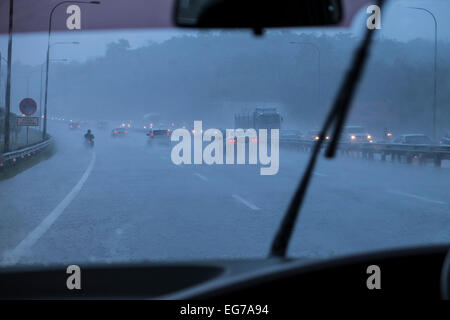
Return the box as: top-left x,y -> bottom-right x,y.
84,129 -> 95,142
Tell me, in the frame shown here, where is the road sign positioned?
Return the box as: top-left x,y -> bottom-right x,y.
16,117 -> 40,126
19,98 -> 37,116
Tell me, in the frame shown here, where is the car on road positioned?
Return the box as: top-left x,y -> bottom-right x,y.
341,126 -> 373,143
305,130 -> 330,141
393,134 -> 433,145
225,129 -> 259,145
382,128 -> 394,142
111,127 -> 129,137
68,121 -> 81,130
440,131 -> 450,145
147,129 -> 171,145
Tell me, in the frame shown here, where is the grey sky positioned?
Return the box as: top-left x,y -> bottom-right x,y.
1,0 -> 450,67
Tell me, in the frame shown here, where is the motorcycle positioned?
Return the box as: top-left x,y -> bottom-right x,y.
84,136 -> 95,148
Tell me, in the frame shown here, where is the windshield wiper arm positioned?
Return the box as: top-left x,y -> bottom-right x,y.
269,0 -> 384,258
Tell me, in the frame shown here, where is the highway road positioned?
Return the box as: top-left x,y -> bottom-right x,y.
1,122 -> 450,266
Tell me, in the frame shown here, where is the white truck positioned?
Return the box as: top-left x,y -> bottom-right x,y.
234,107 -> 282,130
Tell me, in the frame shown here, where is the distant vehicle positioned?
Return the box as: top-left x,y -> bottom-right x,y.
222,128 -> 259,146
383,128 -> 394,142
305,130 -> 330,142
234,107 -> 282,130
440,131 -> 450,145
393,134 -> 433,145
111,128 -> 128,137
147,129 -> 171,145
120,122 -> 132,129
69,121 -> 81,130
341,126 -> 373,143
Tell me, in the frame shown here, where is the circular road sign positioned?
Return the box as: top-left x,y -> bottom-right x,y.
19,98 -> 37,116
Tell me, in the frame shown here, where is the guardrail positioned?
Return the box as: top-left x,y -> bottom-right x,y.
0,137 -> 53,169
279,137 -> 450,167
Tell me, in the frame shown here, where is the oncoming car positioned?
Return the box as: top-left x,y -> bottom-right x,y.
342,126 -> 373,143
440,131 -> 450,145
305,130 -> 330,141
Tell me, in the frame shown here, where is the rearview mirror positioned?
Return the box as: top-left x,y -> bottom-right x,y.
174,0 -> 342,30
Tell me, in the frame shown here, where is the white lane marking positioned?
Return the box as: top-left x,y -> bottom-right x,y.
1,152 -> 97,265
313,172 -> 327,177
232,194 -> 260,210
387,189 -> 446,205
194,173 -> 208,182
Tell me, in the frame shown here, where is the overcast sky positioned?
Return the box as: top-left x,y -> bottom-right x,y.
1,0 -> 450,67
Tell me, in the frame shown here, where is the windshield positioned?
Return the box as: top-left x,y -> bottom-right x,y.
1,0 -> 450,267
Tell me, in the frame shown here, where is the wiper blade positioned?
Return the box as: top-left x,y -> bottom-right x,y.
269,0 -> 384,258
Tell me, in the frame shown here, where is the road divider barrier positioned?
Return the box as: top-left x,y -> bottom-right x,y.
279,137 -> 450,167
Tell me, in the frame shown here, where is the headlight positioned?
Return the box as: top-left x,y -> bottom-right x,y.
314,136 -> 319,140
350,135 -> 356,140
367,135 -> 372,139
326,136 -> 330,140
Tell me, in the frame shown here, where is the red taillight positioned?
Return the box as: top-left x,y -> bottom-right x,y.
151,133 -> 154,137
114,131 -> 118,134
70,125 -> 73,128
227,139 -> 237,143
251,138 -> 258,142
166,132 -> 170,136
124,130 -> 128,134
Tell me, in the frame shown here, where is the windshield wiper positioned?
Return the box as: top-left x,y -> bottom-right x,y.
269,0 -> 384,258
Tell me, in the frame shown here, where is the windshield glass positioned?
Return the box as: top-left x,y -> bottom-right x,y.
1,0 -> 450,267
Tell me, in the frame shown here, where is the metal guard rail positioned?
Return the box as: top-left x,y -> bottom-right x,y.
279,137 -> 450,161
0,138 -> 53,164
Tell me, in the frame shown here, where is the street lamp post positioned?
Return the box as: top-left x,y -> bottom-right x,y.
39,59 -> 68,132
407,7 -> 438,141
3,0 -> 14,153
289,41 -> 321,109
42,1 -> 100,140
0,52 -> 1,107
0,52 -> 8,106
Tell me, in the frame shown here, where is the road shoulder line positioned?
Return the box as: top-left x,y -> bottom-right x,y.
1,152 -> 97,265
